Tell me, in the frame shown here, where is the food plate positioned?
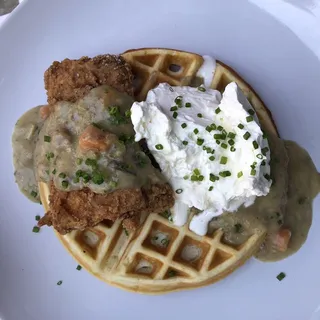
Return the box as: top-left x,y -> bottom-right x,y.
1,0 -> 320,319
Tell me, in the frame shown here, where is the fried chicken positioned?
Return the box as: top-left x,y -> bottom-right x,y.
38,182 -> 174,234
44,55 -> 134,105
39,54 -> 175,234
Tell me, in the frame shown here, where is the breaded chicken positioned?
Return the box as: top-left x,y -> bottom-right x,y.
44,55 -> 134,105
40,54 -> 174,234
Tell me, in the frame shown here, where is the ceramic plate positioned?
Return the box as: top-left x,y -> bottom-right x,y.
1,0 -> 320,319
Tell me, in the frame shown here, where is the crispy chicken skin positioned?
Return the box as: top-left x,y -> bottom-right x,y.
40,54 -> 175,234
38,182 -> 174,234
44,55 -> 134,105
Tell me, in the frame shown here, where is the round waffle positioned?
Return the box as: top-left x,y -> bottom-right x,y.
39,48 -> 278,294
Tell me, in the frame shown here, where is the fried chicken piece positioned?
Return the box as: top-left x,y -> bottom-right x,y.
44,55 -> 133,105
38,182 -> 174,234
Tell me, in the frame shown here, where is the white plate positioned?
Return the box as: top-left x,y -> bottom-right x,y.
1,0 -> 320,319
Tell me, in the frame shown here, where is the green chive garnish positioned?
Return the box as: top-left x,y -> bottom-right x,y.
220,156 -> 228,165
230,146 -> 236,152
262,147 -> 269,155
243,132 -> 251,140
197,138 -> 204,146
250,169 -> 256,176
257,154 -> 263,159
210,174 -> 219,182
182,140 -> 188,146
92,171 -> 104,185
238,124 -> 244,129
59,172 -> 66,178
206,125 -> 213,132
228,132 -> 236,139
197,113 -> 203,118
193,128 -> 199,134
76,158 -> 83,165
253,141 -> 259,149
76,170 -> 84,178
246,116 -> 254,122
261,160 -> 266,166
175,96 -> 182,105
85,158 -> 98,168
198,175 -> 204,181
217,125 -> 223,131
209,156 -> 215,161
46,152 -> 54,160
109,106 -> 119,115
183,175 -> 189,180
30,191 -> 37,198
76,265 -> 82,271
216,140 -> 221,145
181,123 -> 187,129
264,174 -> 271,181
125,110 -> 131,118
185,102 -> 191,108
219,171 -> 231,177
175,189 -> 183,194
237,171 -> 243,178
198,87 -> 206,92
191,175 -> 198,181
35,215 -> 40,221
221,143 -> 228,149
61,180 -> 69,188
214,134 -> 225,140
173,112 -> 178,119
209,186 -> 214,191
82,173 -> 91,183
52,169 -> 56,175
32,226 -> 40,233
73,177 -> 80,183
215,108 -> 221,114
170,106 -> 178,111
44,135 -> 51,142
155,144 -> 164,150
57,280 -> 63,286
248,109 -> 255,115
276,272 -> 286,281
193,169 -> 200,176
228,139 -> 235,146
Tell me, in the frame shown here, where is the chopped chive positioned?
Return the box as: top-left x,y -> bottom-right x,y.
246,116 -> 254,122
228,139 -> 235,146
250,169 -> 256,176
208,186 -> 214,191
238,124 -> 244,129
181,123 -> 187,129
197,138 -> 204,146
182,140 -> 188,146
209,156 -> 215,161
45,152 -> 54,160
173,111 -> 178,119
32,226 -> 40,233
169,87 -> 174,92
183,175 -> 189,180
52,169 -> 56,175
175,96 -> 183,105
215,107 -> 221,114
257,154 -> 263,159
197,113 -> 203,118
35,215 -> 40,221
243,132 -> 251,140
73,177 -> 80,183
219,171 -> 231,177
253,141 -> 259,149
185,102 -> 191,108
175,189 -> 183,194
109,106 -> 119,115
125,110 -> 131,118
191,175 -> 198,181
261,160 -> 266,166
85,158 -> 98,167
263,131 -> 267,139
262,147 -> 269,155
109,181 -> 117,188
61,180 -> 69,188
30,191 -> 37,198
75,170 -> 84,178
198,87 -> 206,92
76,265 -> 82,271
227,132 -> 236,139
221,143 -> 228,149
237,171 -> 243,178
264,174 -> 271,181
214,134 -> 224,140
193,169 -> 201,176
248,109 -> 255,115
59,172 -> 66,178
57,280 -> 63,286
276,272 -> 286,281
155,144 -> 164,150
170,106 -> 178,111
217,125 -> 223,131
44,135 -> 51,142
216,140 -> 221,145
76,158 -> 83,165
230,146 -> 236,152
193,128 -> 199,134
210,174 -> 216,182
82,173 -> 91,183
206,125 -> 213,132
92,171 -> 104,185
234,223 -> 243,233
220,156 -> 228,165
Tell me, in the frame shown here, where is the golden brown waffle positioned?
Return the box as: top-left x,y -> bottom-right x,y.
39,48 -> 279,294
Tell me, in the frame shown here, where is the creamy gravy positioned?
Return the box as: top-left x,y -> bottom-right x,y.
12,85 -> 165,198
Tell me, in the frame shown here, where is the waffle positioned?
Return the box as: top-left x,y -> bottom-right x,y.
39,48 -> 279,294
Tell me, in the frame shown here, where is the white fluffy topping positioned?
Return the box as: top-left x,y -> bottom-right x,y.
196,55 -> 216,87
131,82 -> 271,235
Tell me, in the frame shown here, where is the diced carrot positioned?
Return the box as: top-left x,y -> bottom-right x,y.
274,228 -> 291,252
78,125 -> 116,152
39,105 -> 52,120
